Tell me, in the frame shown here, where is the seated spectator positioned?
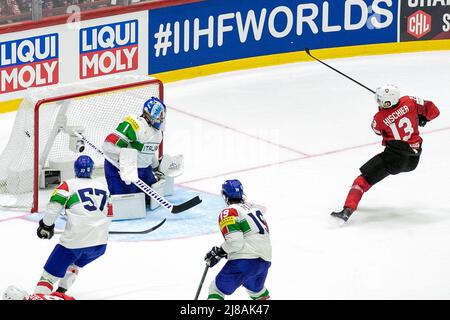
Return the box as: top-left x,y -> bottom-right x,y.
5,0 -> 22,15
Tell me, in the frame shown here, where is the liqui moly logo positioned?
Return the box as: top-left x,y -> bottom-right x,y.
80,20 -> 138,79
0,34 -> 59,94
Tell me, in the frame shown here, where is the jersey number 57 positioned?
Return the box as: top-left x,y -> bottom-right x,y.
78,188 -> 108,212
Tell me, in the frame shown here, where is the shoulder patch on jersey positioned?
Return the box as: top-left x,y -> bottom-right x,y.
219,208 -> 239,229
57,181 -> 69,192
409,96 -> 424,106
124,116 -> 140,131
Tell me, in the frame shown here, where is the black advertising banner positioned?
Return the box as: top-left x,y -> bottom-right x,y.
400,0 -> 450,41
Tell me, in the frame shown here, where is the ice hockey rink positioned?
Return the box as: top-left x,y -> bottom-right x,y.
0,50 -> 449,300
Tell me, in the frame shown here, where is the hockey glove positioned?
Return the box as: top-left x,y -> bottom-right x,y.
37,219 -> 55,239
418,115 -> 428,127
204,246 -> 227,268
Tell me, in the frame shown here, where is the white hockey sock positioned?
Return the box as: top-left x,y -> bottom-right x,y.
35,270 -> 59,294
247,287 -> 270,300
207,280 -> 225,300
58,265 -> 79,291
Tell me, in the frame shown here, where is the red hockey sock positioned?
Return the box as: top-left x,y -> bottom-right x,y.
344,175 -> 372,211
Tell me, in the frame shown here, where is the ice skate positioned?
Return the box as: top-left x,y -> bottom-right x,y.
330,207 -> 353,223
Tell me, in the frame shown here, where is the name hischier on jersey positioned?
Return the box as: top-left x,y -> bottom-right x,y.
382,105 -> 410,126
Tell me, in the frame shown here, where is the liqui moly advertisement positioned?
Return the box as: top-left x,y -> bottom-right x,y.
0,34 -> 59,94
79,20 -> 139,79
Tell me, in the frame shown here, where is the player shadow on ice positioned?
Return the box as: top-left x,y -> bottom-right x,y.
346,206 -> 450,228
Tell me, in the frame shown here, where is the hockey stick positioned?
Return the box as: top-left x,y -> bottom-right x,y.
305,48 -> 375,94
194,264 -> 209,300
108,218 -> 166,234
74,132 -> 202,214
55,218 -> 166,235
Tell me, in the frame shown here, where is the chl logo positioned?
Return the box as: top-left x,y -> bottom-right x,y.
407,10 -> 432,39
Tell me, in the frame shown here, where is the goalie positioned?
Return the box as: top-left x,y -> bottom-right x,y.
102,97 -> 183,208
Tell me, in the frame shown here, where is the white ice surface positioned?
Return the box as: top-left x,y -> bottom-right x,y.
0,50 -> 449,299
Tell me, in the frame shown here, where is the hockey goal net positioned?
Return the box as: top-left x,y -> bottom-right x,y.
0,75 -> 163,213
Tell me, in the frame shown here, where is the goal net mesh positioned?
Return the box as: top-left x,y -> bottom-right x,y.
0,75 -> 163,212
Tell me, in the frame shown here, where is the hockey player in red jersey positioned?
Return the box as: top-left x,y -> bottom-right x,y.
331,84 -> 440,222
2,285 -> 75,300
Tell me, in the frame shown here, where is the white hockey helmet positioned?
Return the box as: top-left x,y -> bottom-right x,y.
375,84 -> 400,109
2,285 -> 28,300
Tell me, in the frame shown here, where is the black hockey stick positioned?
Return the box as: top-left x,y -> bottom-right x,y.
55,218 -> 167,235
109,218 -> 166,235
194,264 -> 209,300
305,48 -> 375,94
171,196 -> 202,214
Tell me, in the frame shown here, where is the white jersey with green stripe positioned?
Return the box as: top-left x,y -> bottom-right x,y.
43,178 -> 112,249
218,203 -> 272,262
102,114 -> 163,168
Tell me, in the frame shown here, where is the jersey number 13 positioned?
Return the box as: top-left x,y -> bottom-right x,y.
390,117 -> 414,141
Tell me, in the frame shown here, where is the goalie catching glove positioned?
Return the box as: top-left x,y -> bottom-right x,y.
156,154 -> 184,178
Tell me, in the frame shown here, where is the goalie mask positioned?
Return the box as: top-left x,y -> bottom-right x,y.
143,97 -> 166,130
375,84 -> 400,109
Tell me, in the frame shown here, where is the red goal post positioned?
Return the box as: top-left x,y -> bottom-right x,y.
0,75 -> 164,213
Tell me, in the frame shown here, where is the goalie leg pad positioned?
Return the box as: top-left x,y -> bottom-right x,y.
111,193 -> 146,220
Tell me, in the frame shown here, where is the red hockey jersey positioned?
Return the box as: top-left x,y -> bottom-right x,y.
371,96 -> 440,149
27,292 -> 75,300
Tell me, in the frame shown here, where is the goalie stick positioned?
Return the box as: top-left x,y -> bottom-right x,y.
74,132 -> 202,214
305,48 -> 375,94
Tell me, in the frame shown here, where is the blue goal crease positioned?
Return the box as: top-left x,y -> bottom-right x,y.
26,186 -> 226,242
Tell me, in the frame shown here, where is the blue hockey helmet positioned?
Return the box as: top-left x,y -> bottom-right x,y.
221,179 -> 244,202
74,155 -> 94,178
142,97 -> 166,130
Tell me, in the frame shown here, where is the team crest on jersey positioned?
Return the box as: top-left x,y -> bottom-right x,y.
219,209 -> 238,229
220,216 -> 236,229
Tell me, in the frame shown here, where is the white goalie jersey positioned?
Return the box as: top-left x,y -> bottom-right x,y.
218,203 -> 272,262
102,114 -> 162,169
